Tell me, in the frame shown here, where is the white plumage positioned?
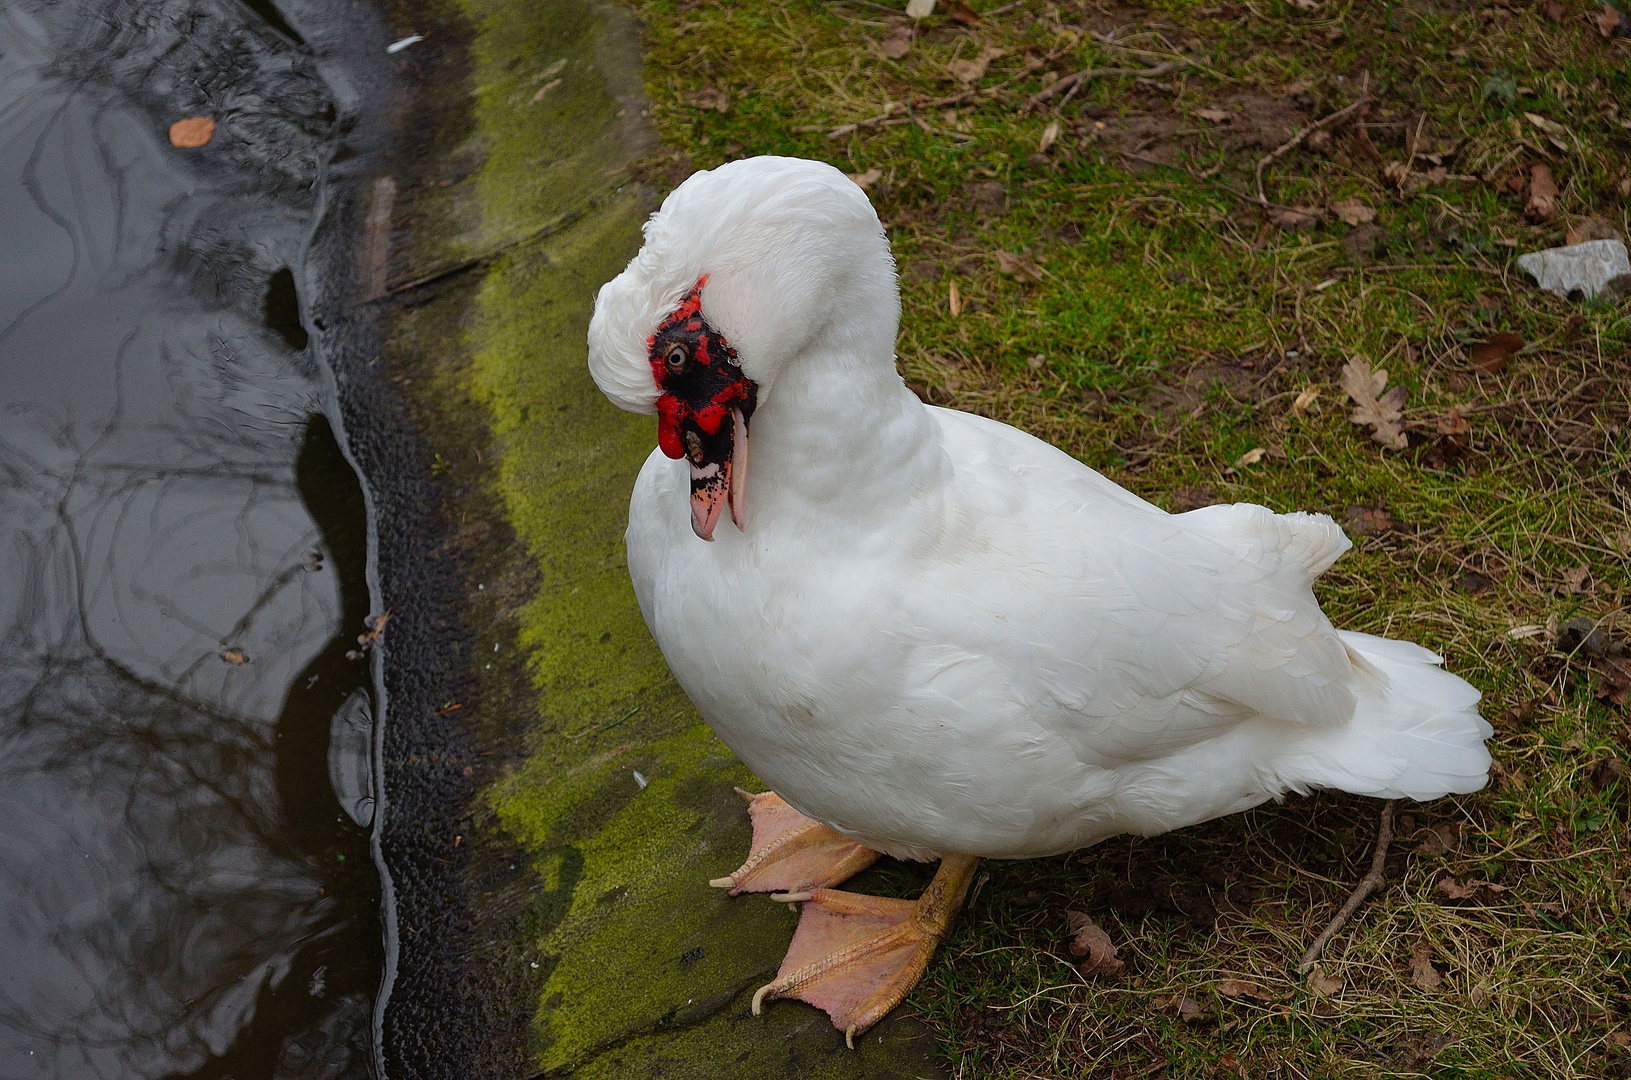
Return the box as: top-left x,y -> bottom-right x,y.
588,155 -> 1492,865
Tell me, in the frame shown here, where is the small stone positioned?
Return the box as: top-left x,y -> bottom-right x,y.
1516,239 -> 1631,301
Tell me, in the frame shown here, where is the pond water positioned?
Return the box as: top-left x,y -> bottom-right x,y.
0,0 -> 384,1076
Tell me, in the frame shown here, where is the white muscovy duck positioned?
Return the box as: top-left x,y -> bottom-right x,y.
587,155 -> 1492,1045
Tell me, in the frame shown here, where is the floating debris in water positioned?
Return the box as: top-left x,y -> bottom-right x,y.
168,116 -> 215,147
386,34 -> 423,53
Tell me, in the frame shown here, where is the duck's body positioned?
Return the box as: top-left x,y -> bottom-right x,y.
628,370 -> 1488,862
588,155 -> 1491,1041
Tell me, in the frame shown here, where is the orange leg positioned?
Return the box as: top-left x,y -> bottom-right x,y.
752,853 -> 980,1047
709,789 -> 880,896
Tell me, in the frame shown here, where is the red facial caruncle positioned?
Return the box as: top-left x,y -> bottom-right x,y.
648,277 -> 757,541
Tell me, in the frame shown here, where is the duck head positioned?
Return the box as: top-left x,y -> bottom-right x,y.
587,156 -> 900,541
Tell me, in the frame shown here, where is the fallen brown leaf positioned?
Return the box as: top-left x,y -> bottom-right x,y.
848,167 -> 883,190
1290,385 -> 1320,416
1566,216 -> 1620,245
1467,331 -> 1524,373
169,116 -> 216,148
1560,565 -> 1591,594
1410,941 -> 1443,992
1340,356 -> 1408,450
1545,0 -> 1567,18
1154,994 -> 1209,1021
1194,107 -> 1231,123
1331,198 -> 1375,225
221,648 -> 249,665
1413,821 -> 1461,856
877,26 -> 913,59
1437,407 -> 1471,445
1037,120 -> 1061,154
1232,447 -> 1266,468
948,0 -> 981,24
1217,979 -> 1271,1000
996,250 -> 1044,282
1597,2 -> 1631,36
1525,163 -> 1559,223
1437,876 -> 1510,902
1599,656 -> 1631,706
948,280 -> 963,318
1065,911 -> 1126,977
1306,966 -> 1343,996
1608,1029 -> 1631,1050
1265,204 -> 1320,231
1343,505 -> 1396,536
948,45 -> 1004,85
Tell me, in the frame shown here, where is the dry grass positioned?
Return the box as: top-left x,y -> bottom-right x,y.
626,0 -> 1631,1074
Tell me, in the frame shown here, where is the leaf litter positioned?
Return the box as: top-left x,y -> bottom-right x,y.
1064,910 -> 1125,977
1340,357 -> 1407,450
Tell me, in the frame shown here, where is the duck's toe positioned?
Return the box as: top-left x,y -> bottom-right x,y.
752,854 -> 979,1047
709,789 -> 879,895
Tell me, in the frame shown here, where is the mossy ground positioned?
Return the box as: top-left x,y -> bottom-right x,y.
625,0 -> 1631,1075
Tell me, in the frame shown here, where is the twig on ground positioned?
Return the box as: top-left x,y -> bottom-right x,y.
1027,60 -> 1190,108
1254,73 -> 1371,205
1297,799 -> 1395,977
829,42 -> 1076,137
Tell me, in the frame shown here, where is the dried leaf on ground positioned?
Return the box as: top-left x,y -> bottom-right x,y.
996,250 -> 1044,281
1597,2 -> 1631,36
1065,911 -> 1126,976
948,280 -> 962,317
685,86 -> 731,112
948,0 -> 980,24
169,116 -> 216,148
1290,385 -> 1320,416
1232,447 -> 1266,468
1217,979 -> 1271,1000
1525,112 -> 1569,138
1340,356 -> 1408,449
1411,941 -> 1443,992
1331,198 -> 1375,225
1154,994 -> 1209,1021
1194,107 -> 1231,123
1566,216 -> 1620,245
1467,332 -> 1524,373
1437,876 -> 1511,902
1525,163 -> 1560,223
1037,120 -> 1061,154
948,45 -> 1004,84
876,26 -> 913,58
1413,821 -> 1461,856
1599,656 -> 1631,706
848,167 -> 883,190
1307,966 -> 1343,996
1265,204 -> 1320,231
221,648 -> 249,664
1560,565 -> 1591,594
905,0 -> 935,17
1343,505 -> 1396,536
1545,0 -> 1567,18
1437,407 -> 1471,444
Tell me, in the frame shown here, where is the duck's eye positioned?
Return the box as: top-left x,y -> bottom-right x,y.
665,342 -> 690,371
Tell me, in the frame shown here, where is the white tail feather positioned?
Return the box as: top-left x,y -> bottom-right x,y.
1269,630 -> 1492,800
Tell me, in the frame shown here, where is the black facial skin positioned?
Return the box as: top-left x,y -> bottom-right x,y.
650,308 -> 757,474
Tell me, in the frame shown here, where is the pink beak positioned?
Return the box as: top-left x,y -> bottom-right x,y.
689,408 -> 749,541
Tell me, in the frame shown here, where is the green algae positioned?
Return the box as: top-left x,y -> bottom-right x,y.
383,0 -> 950,1072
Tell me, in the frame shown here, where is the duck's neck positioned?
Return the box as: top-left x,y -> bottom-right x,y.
748,341 -> 948,537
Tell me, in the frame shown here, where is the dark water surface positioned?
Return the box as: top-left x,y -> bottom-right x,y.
0,0 -> 387,1075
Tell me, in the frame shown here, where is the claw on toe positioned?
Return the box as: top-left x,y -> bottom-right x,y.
711,790 -> 879,895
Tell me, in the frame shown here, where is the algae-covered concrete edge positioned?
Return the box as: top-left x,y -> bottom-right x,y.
375,0 -> 951,1072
